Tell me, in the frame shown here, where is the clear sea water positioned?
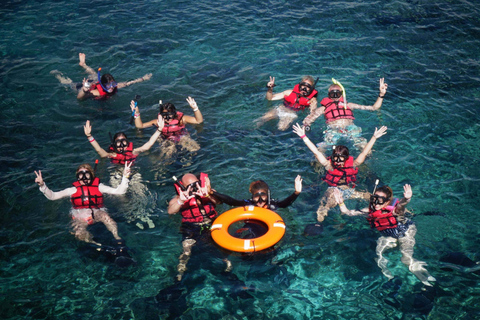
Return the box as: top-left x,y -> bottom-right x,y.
1,0 -> 480,319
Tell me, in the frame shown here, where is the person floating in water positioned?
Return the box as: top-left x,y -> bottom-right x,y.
131,97 -> 203,157
292,123 -> 388,223
168,173 -> 229,281
256,76 -> 318,131
34,162 -> 132,246
51,53 -> 152,100
333,184 -> 436,287
83,115 -> 163,229
302,78 -> 388,151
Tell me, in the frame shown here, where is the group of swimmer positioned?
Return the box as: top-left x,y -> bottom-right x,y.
37,53 -> 435,287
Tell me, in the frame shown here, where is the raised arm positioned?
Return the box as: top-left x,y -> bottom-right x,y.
394,184 -> 412,216
117,73 -> 152,89
168,184 -> 195,215
353,126 -> 388,166
181,97 -> 204,124
348,78 -> 388,111
292,123 -> 330,168
131,100 -> 158,129
35,170 -> 75,200
266,76 -> 291,101
98,162 -> 132,195
84,120 -> 112,158
133,115 -> 164,154
276,175 -> 302,208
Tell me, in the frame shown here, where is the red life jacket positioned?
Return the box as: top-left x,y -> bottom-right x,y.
322,97 -> 355,123
283,84 -> 318,111
90,82 -> 117,100
71,177 -> 104,209
161,112 -> 187,140
108,142 -> 137,165
174,173 -> 217,223
322,156 -> 358,187
367,201 -> 398,231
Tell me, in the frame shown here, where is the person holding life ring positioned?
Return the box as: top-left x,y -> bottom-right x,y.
333,184 -> 436,287
131,97 -> 203,156
293,123 -> 388,223
256,76 -> 318,131
34,162 -> 132,246
302,78 -> 388,151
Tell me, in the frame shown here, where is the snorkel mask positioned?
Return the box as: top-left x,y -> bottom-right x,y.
97,68 -> 117,92
331,78 -> 346,109
298,77 -> 319,96
159,100 -> 177,121
251,189 -> 271,208
76,169 -> 93,185
114,138 -> 129,153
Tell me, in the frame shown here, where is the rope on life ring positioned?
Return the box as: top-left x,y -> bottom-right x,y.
211,206 -> 286,253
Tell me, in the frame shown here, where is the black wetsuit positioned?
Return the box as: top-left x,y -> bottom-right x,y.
211,191 -> 299,211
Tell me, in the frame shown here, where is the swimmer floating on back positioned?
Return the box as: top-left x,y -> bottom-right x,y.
51,53 -> 152,100
302,78 -> 388,151
34,162 -> 131,247
293,123 -> 388,223
257,76 -> 318,131
131,97 -> 203,157
333,183 -> 436,287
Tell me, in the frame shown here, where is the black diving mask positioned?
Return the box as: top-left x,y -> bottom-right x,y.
160,112 -> 176,121
328,89 -> 342,99
76,170 -> 92,184
298,82 -> 314,96
252,192 -> 268,205
115,138 -> 129,149
370,194 -> 388,206
332,154 -> 347,163
186,182 -> 199,195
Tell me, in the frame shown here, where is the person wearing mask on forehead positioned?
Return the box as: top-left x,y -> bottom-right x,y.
302,78 -> 388,151
83,114 -> 164,165
131,97 -> 203,156
168,172 -> 224,281
34,162 -> 132,246
51,53 -> 152,100
293,123 -> 388,223
256,75 -> 319,131
332,184 -> 436,287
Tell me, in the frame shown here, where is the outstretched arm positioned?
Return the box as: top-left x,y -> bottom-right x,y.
78,53 -> 96,76
181,97 -> 204,124
35,170 -> 75,200
348,78 -> 388,111
131,100 -> 158,129
303,105 -> 325,127
133,115 -> 164,154
395,184 -> 412,216
117,73 -> 152,89
353,126 -> 388,166
84,120 -> 112,158
266,76 -> 290,101
98,162 -> 132,195
292,123 -> 330,168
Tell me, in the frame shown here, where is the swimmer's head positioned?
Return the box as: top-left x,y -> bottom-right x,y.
298,75 -> 315,97
112,132 -> 129,154
370,185 -> 393,211
331,145 -> 349,167
181,173 -> 200,196
159,102 -> 177,123
328,84 -> 343,99
98,70 -> 117,94
249,180 -> 270,208
76,163 -> 95,186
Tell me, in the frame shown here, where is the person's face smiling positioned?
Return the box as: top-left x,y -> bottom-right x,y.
252,189 -> 268,207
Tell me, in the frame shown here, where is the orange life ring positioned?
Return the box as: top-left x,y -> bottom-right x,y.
211,206 -> 286,253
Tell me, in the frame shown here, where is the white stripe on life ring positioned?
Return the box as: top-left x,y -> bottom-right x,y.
273,222 -> 285,228
248,205 -> 255,211
244,240 -> 251,250
211,224 -> 223,230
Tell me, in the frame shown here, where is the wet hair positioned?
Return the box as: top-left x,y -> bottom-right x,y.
332,145 -> 349,158
375,185 -> 393,200
301,75 -> 315,85
328,84 -> 342,92
76,163 -> 95,179
159,102 -> 177,114
249,180 -> 269,194
112,132 -> 128,141
100,73 -> 116,86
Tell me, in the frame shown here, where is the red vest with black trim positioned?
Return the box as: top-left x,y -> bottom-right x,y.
322,97 -> 355,123
161,112 -> 186,139
71,177 -> 104,209
283,84 -> 318,111
323,156 -> 358,187
108,142 -> 137,165
367,206 -> 398,231
90,82 -> 117,100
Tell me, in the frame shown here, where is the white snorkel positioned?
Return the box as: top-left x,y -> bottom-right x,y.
332,78 -> 347,110
372,179 -> 379,194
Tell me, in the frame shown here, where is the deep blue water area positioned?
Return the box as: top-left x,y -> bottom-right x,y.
1,0 -> 480,319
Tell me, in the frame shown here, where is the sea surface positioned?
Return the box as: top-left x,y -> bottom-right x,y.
1,0 -> 480,319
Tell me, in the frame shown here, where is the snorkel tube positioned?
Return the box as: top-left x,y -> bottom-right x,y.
369,179 -> 380,211
97,68 -> 109,92
332,78 -> 347,110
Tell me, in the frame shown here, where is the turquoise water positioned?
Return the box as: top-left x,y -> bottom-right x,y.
1,0 -> 480,318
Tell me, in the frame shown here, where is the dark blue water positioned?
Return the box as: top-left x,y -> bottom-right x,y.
1,0 -> 480,319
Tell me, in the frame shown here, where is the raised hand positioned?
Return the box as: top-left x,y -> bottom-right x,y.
186,96 -> 198,110
157,114 -> 165,131
373,126 -> 388,139
294,175 -> 302,193
267,76 -> 275,88
292,123 -> 306,137
123,161 -> 133,178
403,184 -> 412,200
34,170 -> 44,187
379,78 -> 388,95
84,120 -> 92,136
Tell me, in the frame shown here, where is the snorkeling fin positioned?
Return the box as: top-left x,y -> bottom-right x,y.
304,223 -> 324,236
